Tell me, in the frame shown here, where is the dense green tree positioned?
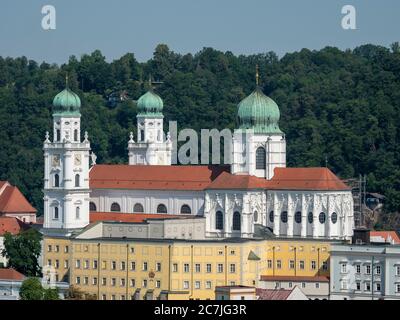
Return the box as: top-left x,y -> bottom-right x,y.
1,229 -> 42,277
19,278 -> 44,300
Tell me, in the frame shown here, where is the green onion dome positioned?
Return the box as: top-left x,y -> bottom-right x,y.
52,88 -> 81,116
237,87 -> 282,134
137,90 -> 164,116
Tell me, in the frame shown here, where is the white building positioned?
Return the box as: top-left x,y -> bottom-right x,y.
42,80 -> 354,241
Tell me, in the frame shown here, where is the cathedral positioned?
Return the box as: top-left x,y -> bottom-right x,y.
42,77 -> 354,241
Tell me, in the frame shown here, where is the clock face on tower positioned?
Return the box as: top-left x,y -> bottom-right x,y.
74,154 -> 82,166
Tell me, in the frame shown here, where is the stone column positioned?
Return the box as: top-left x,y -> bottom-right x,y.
273,193 -> 280,236
301,194 -> 307,238
287,194 -> 294,237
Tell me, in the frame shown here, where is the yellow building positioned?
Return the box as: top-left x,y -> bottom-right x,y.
43,234 -> 335,300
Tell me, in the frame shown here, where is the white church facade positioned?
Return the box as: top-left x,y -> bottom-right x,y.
42,77 -> 354,241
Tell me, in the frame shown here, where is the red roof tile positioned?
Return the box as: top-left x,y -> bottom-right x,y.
370,231 -> 400,244
0,217 -> 30,236
207,172 -> 269,189
256,288 -> 294,300
260,275 -> 329,283
0,268 -> 26,281
268,167 -> 350,191
90,212 -> 185,223
0,185 -> 37,213
89,165 -> 229,191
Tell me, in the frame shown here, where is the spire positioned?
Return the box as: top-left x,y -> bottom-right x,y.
255,64 -> 260,87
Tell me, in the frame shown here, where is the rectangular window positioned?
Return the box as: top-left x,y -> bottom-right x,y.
289,260 -> 295,269
111,295 -> 116,301
55,245 -> 59,253
230,264 -> 236,273
376,265 -> 381,275
356,264 -> 361,274
315,283 -> 320,289
102,261 -> 107,270
183,281 -> 190,289
301,282 -> 306,288
184,263 -> 190,273
84,260 -> 89,269
396,266 -> 400,276
142,280 -> 147,288
111,278 -> 116,287
64,260 -> 69,269
288,282 -> 292,288
120,261 -> 126,271
376,283 -> 381,292
130,247 -> 134,254
111,261 -> 116,270
92,277 -> 97,286
396,284 -> 400,293
130,261 -> 136,271
156,280 -> 161,288
143,262 -> 148,271
230,250 -> 236,255
356,282 -> 361,291
84,277 -> 89,285
217,264 -> 224,273
130,279 -> 135,287
299,260 -> 305,270
340,280 -> 347,290
75,260 -> 81,269
76,277 -> 80,285
173,263 -> 178,272
366,265 -> 371,275
206,281 -> 212,289
102,294 -> 107,300
195,264 -> 201,273
365,282 -> 371,292
195,281 -> 201,289
64,246 -> 69,253
277,260 -> 282,269
55,260 -> 59,269
47,259 -> 52,267
341,263 -> 347,273
102,278 -> 107,286
322,261 -> 328,270
120,279 -> 125,287
267,260 -> 272,269
93,260 -> 98,270
47,245 -> 52,252
206,264 -> 212,273
156,262 -> 162,272
311,261 -> 316,270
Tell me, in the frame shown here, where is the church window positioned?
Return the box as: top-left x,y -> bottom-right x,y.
331,212 -> 338,224
281,211 -> 288,223
75,174 -> 80,187
140,130 -> 144,142
256,147 -> 266,170
157,204 -> 167,214
180,205 -> 191,215
89,202 -> 97,211
319,212 -> 326,224
295,211 -> 302,224
253,211 -> 258,223
76,207 -> 80,219
54,207 -> 59,220
269,211 -> 274,223
308,212 -> 313,224
216,211 -> 223,230
233,212 -> 241,231
74,129 -> 78,142
111,203 -> 121,212
56,129 -> 61,142
133,203 -> 144,213
54,174 -> 60,187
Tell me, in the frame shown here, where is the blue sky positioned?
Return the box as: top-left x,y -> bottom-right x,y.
0,0 -> 399,64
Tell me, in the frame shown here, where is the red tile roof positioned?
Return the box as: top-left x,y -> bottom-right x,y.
0,185 -> 37,213
260,275 -> 329,283
256,288 -> 294,300
0,217 -> 30,236
370,231 -> 400,244
90,212 -> 185,223
0,268 -> 26,281
207,172 -> 269,189
268,167 -> 350,191
89,165 -> 229,191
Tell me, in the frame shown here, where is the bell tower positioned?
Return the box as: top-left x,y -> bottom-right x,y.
43,77 -> 90,232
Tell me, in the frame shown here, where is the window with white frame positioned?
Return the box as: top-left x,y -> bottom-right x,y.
184,263 -> 190,273
156,280 -> 161,288
75,260 -> 81,269
156,262 -> 162,272
340,280 -> 348,290
396,266 -> 400,276
376,265 -> 381,275
217,264 -> 224,273
375,282 -> 381,292
206,264 -> 212,273
396,283 -> 400,293
356,264 -> 361,274
366,264 -> 371,275
365,282 -> 371,292
311,261 -> 316,270
130,279 -> 135,287
142,280 -> 147,288
102,278 -> 107,286
84,260 -> 89,269
173,263 -> 178,272
230,264 -> 236,273
120,279 -> 125,287
195,264 -> 201,273
205,281 -> 212,289
142,262 -> 148,271
130,261 -> 136,271
289,260 -> 295,269
195,281 -> 201,289
341,263 -> 347,273
299,261 -> 305,270
267,260 -> 272,269
183,281 -> 190,289
111,278 -> 116,286
120,261 -> 126,271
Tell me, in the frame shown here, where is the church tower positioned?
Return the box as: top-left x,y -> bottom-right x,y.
43,79 -> 90,231
231,67 -> 286,179
128,88 -> 172,165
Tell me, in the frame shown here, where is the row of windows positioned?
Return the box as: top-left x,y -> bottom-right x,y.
53,174 -> 81,187
340,280 -> 383,292
275,282 -> 322,290
215,211 -> 241,231
341,263 -> 387,275
52,206 -> 80,220
90,202 -> 192,215
47,245 -> 69,253
54,129 -> 80,142
266,259 -> 329,271
269,211 -> 338,224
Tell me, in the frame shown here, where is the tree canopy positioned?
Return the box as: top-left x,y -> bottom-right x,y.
0,43 -> 400,226
19,277 -> 60,300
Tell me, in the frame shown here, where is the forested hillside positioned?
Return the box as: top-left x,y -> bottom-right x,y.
1,44 -> 400,227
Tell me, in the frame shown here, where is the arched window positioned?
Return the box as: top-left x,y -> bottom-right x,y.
254,211 -> 258,223
74,129 -> 78,142
54,207 -> 59,220
269,211 -> 274,223
56,129 -> 61,142
233,211 -> 241,231
308,212 -> 313,224
89,202 -> 97,212
281,211 -> 288,223
75,174 -> 80,187
256,147 -> 266,170
216,211 -> 224,230
140,130 -> 145,142
319,212 -> 326,224
331,212 -> 338,224
295,211 -> 302,224
54,174 -> 60,187
76,207 -> 80,219
180,205 -> 191,215
111,203 -> 121,212
157,204 -> 167,214
133,203 -> 144,213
